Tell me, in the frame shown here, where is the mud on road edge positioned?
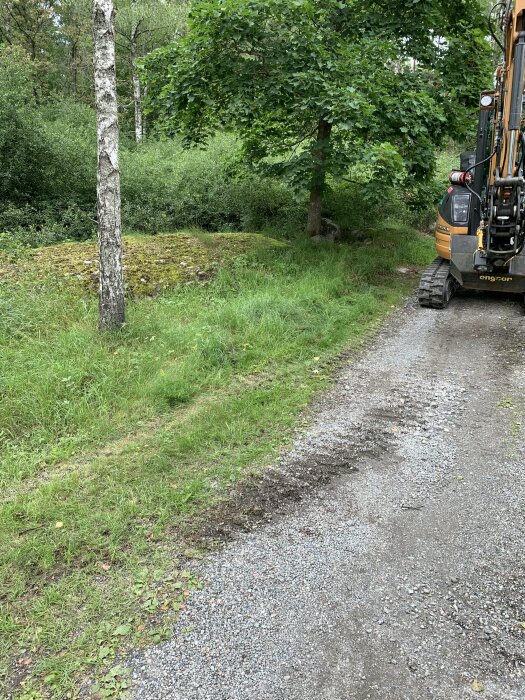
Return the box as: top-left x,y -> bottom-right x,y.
182,298 -> 422,549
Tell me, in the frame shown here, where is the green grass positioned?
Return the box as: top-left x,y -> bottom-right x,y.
0,226 -> 434,699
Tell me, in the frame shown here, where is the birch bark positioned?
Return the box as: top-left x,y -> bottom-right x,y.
93,0 -> 125,330
131,26 -> 144,142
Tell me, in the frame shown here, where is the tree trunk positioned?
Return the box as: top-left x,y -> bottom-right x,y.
307,118 -> 332,237
93,0 -> 125,330
71,40 -> 78,95
132,70 -> 143,142
131,27 -> 143,143
307,186 -> 323,238
143,84 -> 148,135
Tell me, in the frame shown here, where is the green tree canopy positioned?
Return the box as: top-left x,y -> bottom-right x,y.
142,0 -> 492,234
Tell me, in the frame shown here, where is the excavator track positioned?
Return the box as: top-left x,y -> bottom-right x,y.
418,257 -> 458,309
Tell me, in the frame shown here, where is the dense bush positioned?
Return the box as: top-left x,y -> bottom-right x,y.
0,47 -> 55,206
0,58 -> 306,248
120,134 -> 304,233
0,49 -> 98,248
0,203 -> 96,249
0,46 -> 447,250
40,99 -> 98,207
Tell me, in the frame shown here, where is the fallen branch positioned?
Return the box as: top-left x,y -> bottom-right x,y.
18,525 -> 45,536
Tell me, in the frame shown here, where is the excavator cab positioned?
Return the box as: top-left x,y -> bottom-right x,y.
435,153 -> 475,260
419,0 -> 525,308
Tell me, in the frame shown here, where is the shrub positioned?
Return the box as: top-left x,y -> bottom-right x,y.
120,134 -> 304,234
40,99 -> 98,207
0,50 -> 97,247
0,203 -> 96,250
0,47 -> 55,205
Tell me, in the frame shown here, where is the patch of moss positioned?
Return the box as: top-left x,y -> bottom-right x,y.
0,232 -> 283,297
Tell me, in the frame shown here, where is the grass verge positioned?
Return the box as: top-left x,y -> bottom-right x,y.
0,226 -> 434,699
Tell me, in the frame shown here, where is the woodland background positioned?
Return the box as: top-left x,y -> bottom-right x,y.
0,0 -> 493,249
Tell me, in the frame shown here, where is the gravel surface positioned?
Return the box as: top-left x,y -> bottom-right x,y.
128,292 -> 525,700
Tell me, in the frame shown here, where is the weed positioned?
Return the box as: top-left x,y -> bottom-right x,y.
0,226 -> 434,697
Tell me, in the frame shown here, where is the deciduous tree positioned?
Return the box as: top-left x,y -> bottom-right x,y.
59,0 -> 93,100
93,0 -> 125,329
115,0 -> 189,141
0,0 -> 59,96
142,0 -> 491,236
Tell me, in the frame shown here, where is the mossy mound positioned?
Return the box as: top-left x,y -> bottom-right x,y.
0,232 -> 283,296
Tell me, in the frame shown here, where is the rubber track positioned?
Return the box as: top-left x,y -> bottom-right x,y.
418,257 -> 456,309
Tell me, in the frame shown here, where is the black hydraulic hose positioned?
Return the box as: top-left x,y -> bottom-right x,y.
489,3 -> 506,54
464,146 -> 498,205
517,132 -> 525,177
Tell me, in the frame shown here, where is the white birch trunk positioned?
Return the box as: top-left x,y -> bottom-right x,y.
133,70 -> 143,142
93,0 -> 125,330
131,27 -> 143,143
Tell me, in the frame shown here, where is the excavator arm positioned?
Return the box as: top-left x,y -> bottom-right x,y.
478,0 -> 525,269
420,0 -> 525,307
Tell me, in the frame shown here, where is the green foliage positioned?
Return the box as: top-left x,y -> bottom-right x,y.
0,0 -> 190,135
0,227 -> 433,696
0,1 -> 60,88
120,135 -> 303,232
0,126 -> 304,248
409,146 -> 463,229
0,204 -> 95,248
115,0 -> 190,136
0,0 -> 189,112
142,0 -> 491,206
0,50 -> 302,247
40,99 -> 98,206
57,0 -> 94,100
0,1 -> 494,242
0,47 -> 98,245
0,46 -> 54,204
0,40 -> 305,246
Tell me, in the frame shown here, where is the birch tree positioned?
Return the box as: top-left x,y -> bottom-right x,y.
93,0 -> 125,330
116,0 -> 189,143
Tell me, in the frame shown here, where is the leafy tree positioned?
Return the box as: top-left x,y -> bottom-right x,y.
142,0 -> 491,235
0,0 -> 60,96
115,0 -> 189,141
58,0 -> 93,100
0,0 -> 57,59
0,0 -> 93,100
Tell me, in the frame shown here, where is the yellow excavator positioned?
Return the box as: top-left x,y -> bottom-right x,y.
419,0 -> 525,308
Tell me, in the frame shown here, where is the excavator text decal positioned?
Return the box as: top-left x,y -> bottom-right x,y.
479,275 -> 514,283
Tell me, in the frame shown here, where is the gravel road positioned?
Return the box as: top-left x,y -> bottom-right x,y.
129,291 -> 525,700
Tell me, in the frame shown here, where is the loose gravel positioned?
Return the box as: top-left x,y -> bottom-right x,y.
128,292 -> 525,700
